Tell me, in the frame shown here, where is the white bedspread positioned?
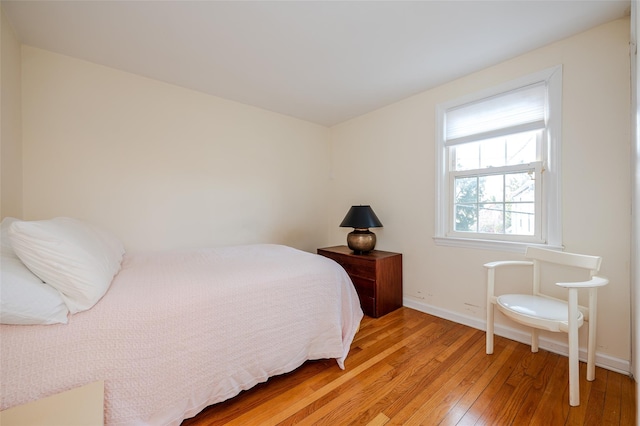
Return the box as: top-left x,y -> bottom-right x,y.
0,244 -> 363,425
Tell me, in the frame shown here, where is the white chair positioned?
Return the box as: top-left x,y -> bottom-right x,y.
485,247 -> 608,406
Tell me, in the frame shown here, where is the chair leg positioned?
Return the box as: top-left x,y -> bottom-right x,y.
486,303 -> 494,354
586,288 -> 598,381
568,288 -> 580,406
531,328 -> 539,353
486,268 -> 495,355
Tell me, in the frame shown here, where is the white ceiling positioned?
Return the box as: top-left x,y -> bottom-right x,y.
2,1 -> 631,127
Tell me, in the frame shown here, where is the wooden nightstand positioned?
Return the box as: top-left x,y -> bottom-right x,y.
318,245 -> 402,318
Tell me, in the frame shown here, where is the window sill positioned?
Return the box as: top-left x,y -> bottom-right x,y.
433,236 -> 563,254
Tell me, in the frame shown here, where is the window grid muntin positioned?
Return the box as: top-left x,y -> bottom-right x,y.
449,162 -> 543,242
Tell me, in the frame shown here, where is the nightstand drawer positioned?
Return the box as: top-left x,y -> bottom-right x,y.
334,257 -> 375,279
350,276 -> 375,298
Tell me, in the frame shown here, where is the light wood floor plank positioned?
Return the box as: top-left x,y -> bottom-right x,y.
512,351 -> 561,425
326,334 -> 464,424
529,353 -> 569,425
602,369 -> 623,425
380,327 -> 479,422
435,338 -> 519,426
366,413 -> 390,426
389,330 -> 484,425
455,342 -> 530,424
401,336 -> 489,425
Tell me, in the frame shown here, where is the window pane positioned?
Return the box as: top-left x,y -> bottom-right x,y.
452,143 -> 479,170
479,137 -> 506,168
479,203 -> 504,233
506,202 -> 535,235
454,169 -> 538,237
479,174 -> 504,203
455,204 -> 477,232
453,130 -> 539,171
454,177 -> 477,203
506,172 -> 534,202
506,131 -> 538,165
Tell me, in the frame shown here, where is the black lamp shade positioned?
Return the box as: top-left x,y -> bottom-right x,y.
339,205 -> 383,229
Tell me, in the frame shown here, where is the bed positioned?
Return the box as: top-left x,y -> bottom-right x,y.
0,218 -> 363,425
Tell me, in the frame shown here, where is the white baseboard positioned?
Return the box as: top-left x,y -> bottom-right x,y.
403,298 -> 631,376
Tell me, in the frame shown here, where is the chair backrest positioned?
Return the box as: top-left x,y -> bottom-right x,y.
525,247 -> 602,296
525,247 -> 602,273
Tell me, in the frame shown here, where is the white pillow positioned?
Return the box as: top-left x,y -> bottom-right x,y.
1,217 -> 69,324
9,217 -> 125,314
1,256 -> 69,325
1,217 -> 20,259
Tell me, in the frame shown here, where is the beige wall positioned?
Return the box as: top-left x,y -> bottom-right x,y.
329,18 -> 632,368
0,7 -> 22,219
21,47 -> 330,253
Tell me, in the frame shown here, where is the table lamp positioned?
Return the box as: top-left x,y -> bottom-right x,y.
339,205 -> 383,254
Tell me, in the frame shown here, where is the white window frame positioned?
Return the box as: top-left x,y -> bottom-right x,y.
434,66 -> 563,253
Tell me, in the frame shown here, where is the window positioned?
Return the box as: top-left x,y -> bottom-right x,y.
435,66 -> 562,253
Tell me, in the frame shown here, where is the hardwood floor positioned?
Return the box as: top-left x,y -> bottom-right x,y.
182,307 -> 636,425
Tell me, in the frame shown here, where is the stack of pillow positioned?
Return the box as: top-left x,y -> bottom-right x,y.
1,217 -> 125,325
